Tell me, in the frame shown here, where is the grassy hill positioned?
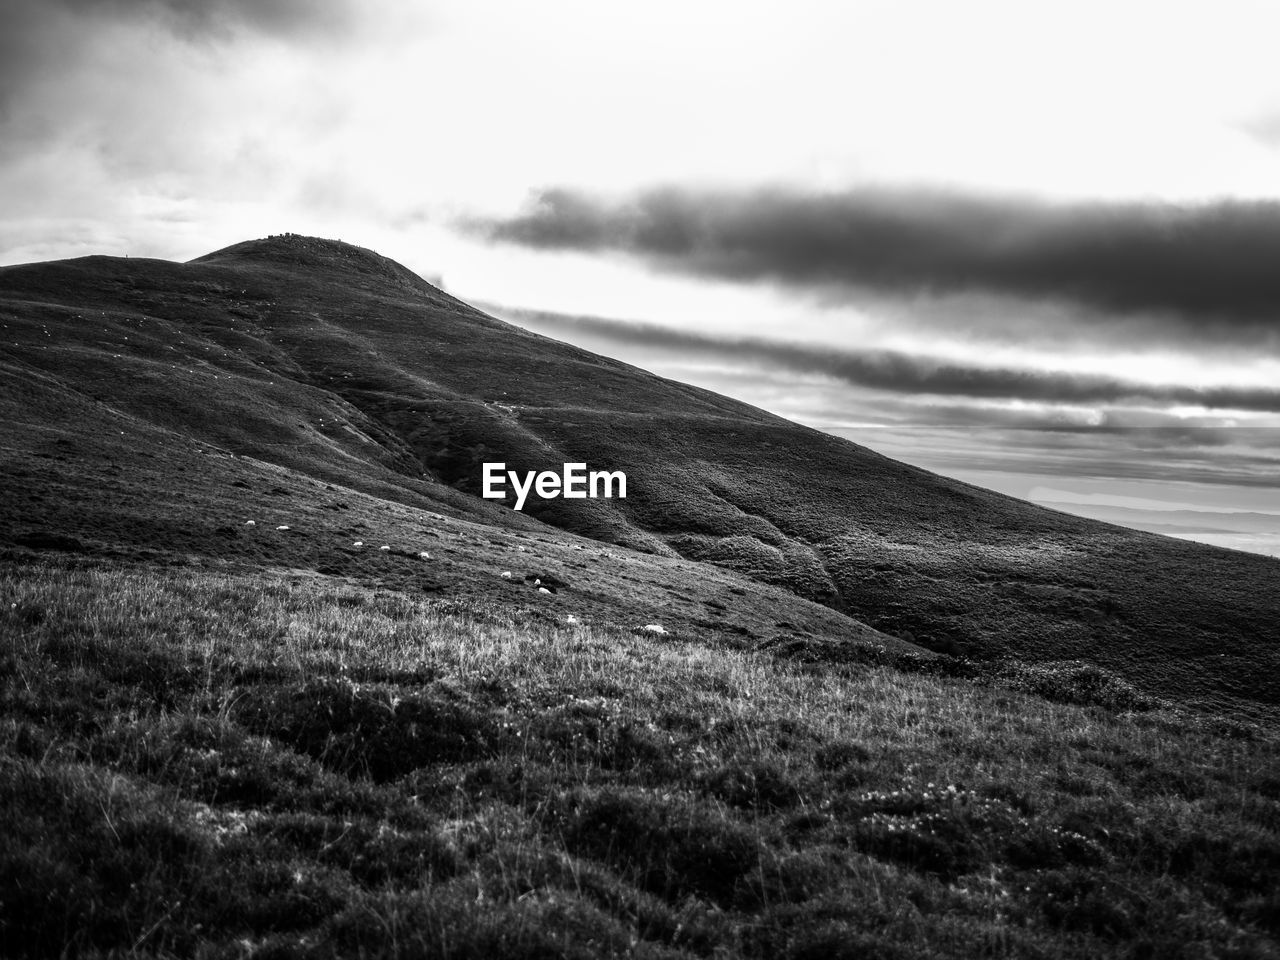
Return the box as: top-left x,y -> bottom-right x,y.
2,234 -> 1276,718
3,234 -> 1279,957
3,560 -> 1277,959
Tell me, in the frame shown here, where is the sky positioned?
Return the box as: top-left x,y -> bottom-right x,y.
3,0 -> 1280,554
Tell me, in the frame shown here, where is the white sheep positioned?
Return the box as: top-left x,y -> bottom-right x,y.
566,614 -> 580,625
642,624 -> 667,635
538,587 -> 551,595
245,520 -> 256,526
352,540 -> 363,548
379,545 -> 390,551
276,525 -> 290,531
418,551 -> 431,560
500,571 -> 512,578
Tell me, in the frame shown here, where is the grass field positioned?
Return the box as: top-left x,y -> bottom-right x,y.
3,559 -> 1277,958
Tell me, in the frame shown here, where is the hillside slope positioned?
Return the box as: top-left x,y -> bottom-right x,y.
5,562 -> 1277,959
2,234 -> 1277,718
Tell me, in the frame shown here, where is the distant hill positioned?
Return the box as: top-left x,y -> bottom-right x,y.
2,234 -> 1277,718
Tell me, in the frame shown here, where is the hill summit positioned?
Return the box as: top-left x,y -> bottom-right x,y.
192,233 -> 445,296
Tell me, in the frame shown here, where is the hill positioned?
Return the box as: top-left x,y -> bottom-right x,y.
4,234 -> 1280,958
1,234 -> 1277,719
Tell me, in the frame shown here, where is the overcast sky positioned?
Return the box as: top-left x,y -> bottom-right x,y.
4,0 -> 1280,553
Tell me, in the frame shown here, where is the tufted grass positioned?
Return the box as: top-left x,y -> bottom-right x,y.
2,560 -> 1278,958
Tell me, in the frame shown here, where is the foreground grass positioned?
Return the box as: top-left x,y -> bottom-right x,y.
2,562 -> 1278,958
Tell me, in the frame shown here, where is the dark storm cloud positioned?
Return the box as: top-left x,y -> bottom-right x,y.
0,0 -> 347,109
469,188 -> 1280,334
36,0 -> 348,40
57,0 -> 348,41
496,306 -> 1280,412
0,0 -> 354,141
0,2 -> 60,112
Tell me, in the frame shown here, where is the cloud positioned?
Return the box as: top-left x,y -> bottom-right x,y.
467,187 -> 1280,336
9,0 -> 350,45
0,0 -> 351,119
831,421 -> 1280,491
1241,110 -> 1280,149
90,0 -> 354,40
0,0 -> 387,267
494,301 -> 1280,498
496,306 -> 1280,412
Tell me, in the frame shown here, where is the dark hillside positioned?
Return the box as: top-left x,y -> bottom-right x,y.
2,234 -> 1276,718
